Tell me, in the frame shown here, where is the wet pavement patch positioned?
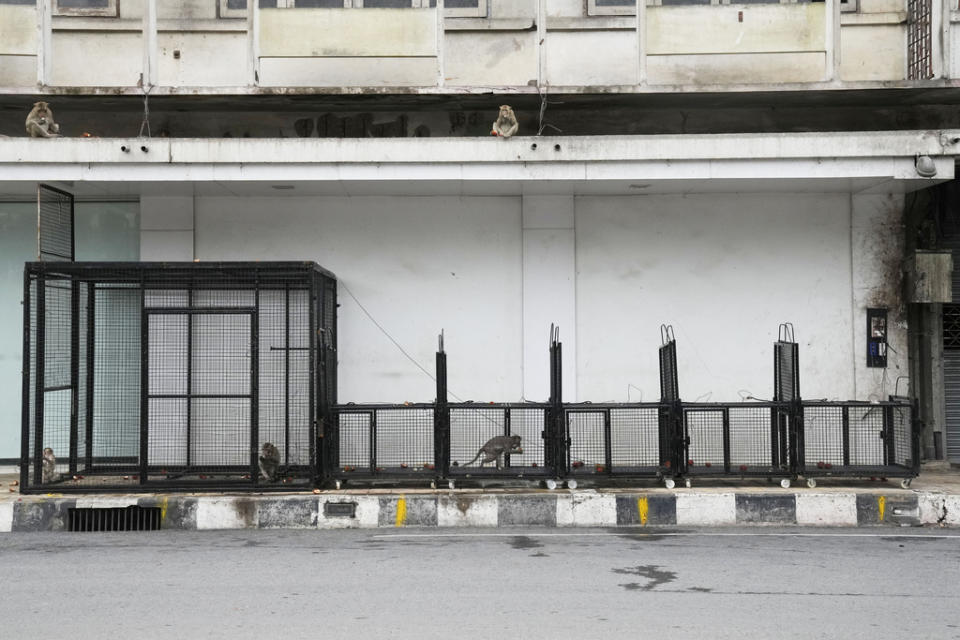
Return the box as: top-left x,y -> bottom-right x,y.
612,565 -> 677,591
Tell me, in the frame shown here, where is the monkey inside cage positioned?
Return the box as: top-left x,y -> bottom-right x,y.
21,262 -> 337,493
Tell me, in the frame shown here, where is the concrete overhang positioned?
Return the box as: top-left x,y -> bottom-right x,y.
0,130 -> 955,198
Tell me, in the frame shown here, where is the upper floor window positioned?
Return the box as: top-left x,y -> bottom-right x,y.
53,0 -> 118,16
255,0 -> 485,16
588,0 -> 856,14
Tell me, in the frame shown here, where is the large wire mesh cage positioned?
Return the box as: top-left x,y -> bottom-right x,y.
21,262 -> 337,493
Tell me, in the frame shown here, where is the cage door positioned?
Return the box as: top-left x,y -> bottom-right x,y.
146,311 -> 256,476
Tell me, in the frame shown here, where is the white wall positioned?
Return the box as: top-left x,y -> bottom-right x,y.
188,191 -> 904,407
194,196 -> 524,404
575,194 -> 854,402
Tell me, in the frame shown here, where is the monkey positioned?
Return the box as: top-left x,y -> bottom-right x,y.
41,447 -> 60,484
491,105 -> 518,139
259,441 -> 280,482
462,435 -> 523,470
25,101 -> 61,138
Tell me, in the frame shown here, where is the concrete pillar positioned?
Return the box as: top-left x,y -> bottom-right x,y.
139,195 -> 195,260
522,195 -> 575,402
926,303 -> 946,459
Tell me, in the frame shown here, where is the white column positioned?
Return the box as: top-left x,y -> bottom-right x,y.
536,0 -> 546,86
36,0 -> 51,86
140,196 -> 195,261
249,0 -> 261,85
522,195 -> 576,402
435,0 -> 445,87
825,0 -> 841,81
142,0 -> 158,87
636,0 -> 646,85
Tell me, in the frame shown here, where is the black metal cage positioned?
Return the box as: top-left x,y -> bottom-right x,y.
21,261 -> 337,493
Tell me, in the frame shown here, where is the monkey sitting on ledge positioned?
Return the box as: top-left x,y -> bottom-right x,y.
491,105 -> 518,139
25,101 -> 61,138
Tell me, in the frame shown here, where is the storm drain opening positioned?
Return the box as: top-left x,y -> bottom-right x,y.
323,502 -> 357,518
67,506 -> 162,532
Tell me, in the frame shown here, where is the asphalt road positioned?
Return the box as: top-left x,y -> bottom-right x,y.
1,527 -> 959,639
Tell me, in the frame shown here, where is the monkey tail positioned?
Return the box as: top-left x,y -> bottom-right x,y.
462,450 -> 483,467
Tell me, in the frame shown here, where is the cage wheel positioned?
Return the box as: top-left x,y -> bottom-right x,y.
780,478 -> 791,489
448,480 -> 455,490
664,478 -> 676,489
565,479 -> 578,490
900,478 -> 912,489
806,478 -> 816,489
684,478 -> 692,488
545,479 -> 558,491
334,480 -> 342,490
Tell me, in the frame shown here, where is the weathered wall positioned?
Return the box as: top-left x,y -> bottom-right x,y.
0,201 -> 139,460
193,196 -> 525,404
575,193 -> 857,402
0,1 -> 921,90
181,192 -> 905,406
0,4 -> 37,87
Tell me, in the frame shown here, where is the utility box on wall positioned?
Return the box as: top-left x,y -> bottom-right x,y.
904,250 -> 953,304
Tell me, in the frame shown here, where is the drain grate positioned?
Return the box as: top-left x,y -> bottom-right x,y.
323,502 -> 357,518
67,506 -> 162,532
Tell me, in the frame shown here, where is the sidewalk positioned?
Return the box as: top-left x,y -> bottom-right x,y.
2,463 -> 958,532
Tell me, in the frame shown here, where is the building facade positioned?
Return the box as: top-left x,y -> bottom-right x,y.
1,0 -> 959,465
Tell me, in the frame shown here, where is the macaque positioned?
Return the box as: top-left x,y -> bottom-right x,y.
462,435 -> 523,470
41,447 -> 60,484
259,442 -> 280,482
25,102 -> 61,138
491,105 -> 518,139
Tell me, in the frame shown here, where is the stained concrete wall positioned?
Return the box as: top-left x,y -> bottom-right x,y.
0,201 -> 139,460
179,192 -> 906,406
0,3 -> 37,87
3,1 -> 920,90
193,195 -> 525,403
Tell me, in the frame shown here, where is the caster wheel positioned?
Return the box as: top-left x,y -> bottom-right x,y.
566,479 -> 578,490
544,479 -> 558,491
430,480 -> 437,489
665,478 -> 676,489
900,478 -> 912,489
806,478 -> 816,489
684,478 -> 692,488
780,478 -> 791,489
334,480 -> 342,490
448,480 -> 456,490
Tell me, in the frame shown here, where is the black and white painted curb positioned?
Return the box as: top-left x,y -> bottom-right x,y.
2,491 -> 958,532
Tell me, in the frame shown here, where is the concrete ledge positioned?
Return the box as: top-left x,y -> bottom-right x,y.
3,490 -> 957,532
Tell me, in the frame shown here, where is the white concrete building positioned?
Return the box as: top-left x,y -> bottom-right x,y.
1,0 -> 959,465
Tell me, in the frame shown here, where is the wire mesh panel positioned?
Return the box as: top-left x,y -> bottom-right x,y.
610,406 -> 661,471
684,403 -> 787,477
565,404 -> 662,476
21,262 -> 336,493
800,400 -> 919,478
37,184 -> 74,262
448,404 -> 549,477
774,341 -> 800,403
332,404 -> 435,478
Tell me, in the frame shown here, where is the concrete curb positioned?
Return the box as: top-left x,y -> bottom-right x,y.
2,490 -> 959,532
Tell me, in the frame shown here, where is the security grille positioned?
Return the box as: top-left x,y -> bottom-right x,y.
37,184 -> 74,262
68,506 -> 161,532
907,0 -> 933,80
944,305 -> 960,348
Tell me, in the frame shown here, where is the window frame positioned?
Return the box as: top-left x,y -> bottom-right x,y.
219,0 -> 248,18
52,0 -> 118,17
588,0 -> 857,15
275,0 -> 487,16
